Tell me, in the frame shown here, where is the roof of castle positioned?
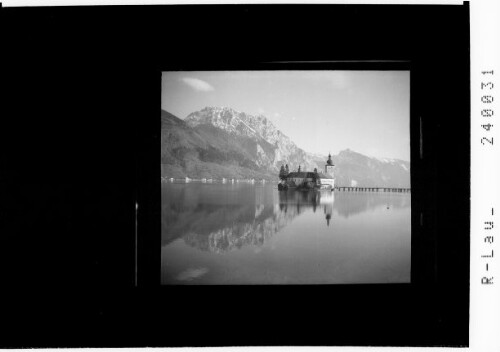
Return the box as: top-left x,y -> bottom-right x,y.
287,172 -> 314,178
317,173 -> 333,179
286,172 -> 333,179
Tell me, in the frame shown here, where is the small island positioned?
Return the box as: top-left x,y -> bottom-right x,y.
278,154 -> 335,191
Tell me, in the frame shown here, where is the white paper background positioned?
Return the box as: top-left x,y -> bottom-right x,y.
470,0 -> 500,351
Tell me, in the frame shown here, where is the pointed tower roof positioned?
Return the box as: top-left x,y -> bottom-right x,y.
326,153 -> 334,166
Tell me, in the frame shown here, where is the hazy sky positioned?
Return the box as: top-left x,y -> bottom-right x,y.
162,70 -> 410,161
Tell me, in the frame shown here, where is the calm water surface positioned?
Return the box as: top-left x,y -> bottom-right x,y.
161,183 -> 411,285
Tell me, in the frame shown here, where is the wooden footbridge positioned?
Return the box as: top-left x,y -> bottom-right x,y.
335,187 -> 411,193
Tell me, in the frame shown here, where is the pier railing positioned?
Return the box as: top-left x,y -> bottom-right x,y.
161,177 -> 274,184
335,187 -> 411,193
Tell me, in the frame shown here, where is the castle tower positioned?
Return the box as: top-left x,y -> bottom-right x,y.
325,153 -> 335,178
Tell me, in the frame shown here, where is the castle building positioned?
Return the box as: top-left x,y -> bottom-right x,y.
279,154 -> 335,190
317,153 -> 335,189
325,153 -> 335,178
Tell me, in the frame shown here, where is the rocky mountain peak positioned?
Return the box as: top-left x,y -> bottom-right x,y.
185,106 -> 284,144
162,108 -> 410,186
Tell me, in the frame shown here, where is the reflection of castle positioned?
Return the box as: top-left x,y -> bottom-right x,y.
321,192 -> 334,226
162,183 -> 409,254
278,190 -> 334,226
185,191 -> 336,253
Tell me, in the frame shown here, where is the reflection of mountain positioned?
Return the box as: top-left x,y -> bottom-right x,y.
183,213 -> 286,253
162,184 -> 296,252
162,184 -> 410,253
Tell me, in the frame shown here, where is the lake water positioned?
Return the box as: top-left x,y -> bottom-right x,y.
161,183 -> 411,285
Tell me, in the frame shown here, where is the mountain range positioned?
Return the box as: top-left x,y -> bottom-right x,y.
161,106 -> 410,187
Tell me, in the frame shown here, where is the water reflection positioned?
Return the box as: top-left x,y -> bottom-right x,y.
333,191 -> 410,218
162,184 -> 293,253
162,184 -> 410,254
278,190 -> 334,226
162,183 -> 411,284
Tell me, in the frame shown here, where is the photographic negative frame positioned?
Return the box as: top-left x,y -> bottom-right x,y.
2,3 -> 470,348
137,3 -> 470,347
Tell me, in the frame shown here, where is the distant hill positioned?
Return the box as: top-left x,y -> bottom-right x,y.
161,109 -> 278,179
161,107 -> 410,187
185,106 -> 319,172
332,149 -> 410,188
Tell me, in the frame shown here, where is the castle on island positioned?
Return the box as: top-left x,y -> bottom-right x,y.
278,154 -> 335,191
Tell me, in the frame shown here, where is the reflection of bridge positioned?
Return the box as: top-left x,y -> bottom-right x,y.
336,187 -> 410,193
